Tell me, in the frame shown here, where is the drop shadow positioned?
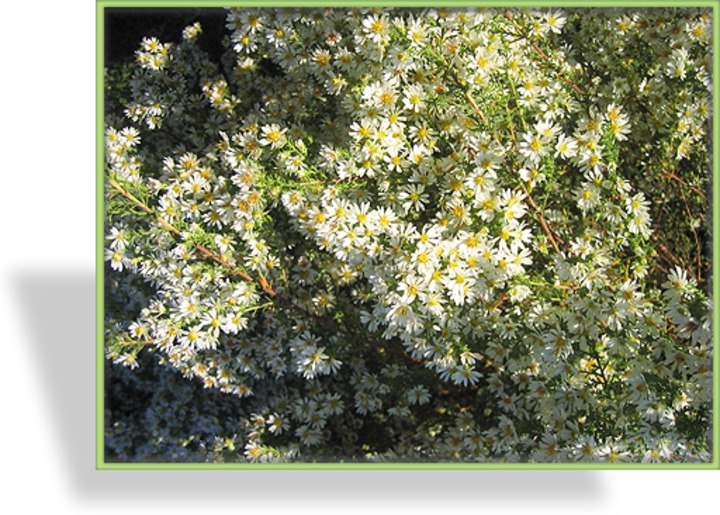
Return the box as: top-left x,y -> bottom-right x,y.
15,270 -> 604,504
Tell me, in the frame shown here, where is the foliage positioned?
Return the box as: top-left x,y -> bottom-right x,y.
104,7 -> 713,463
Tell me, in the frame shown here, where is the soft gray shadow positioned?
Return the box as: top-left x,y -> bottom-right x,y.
16,270 -> 603,504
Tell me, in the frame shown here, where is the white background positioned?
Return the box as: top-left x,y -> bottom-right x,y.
0,0 -> 716,512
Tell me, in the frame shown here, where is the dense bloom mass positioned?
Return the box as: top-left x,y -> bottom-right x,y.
104,7 -> 712,463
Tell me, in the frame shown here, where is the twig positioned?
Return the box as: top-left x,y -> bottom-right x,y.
441,65 -> 489,125
490,292 -> 507,311
463,88 -> 488,125
463,139 -> 566,255
117,339 -> 155,346
511,166 -> 566,254
649,233 -> 679,277
660,169 -> 707,200
678,188 -> 704,285
503,11 -> 586,96
107,178 -> 182,237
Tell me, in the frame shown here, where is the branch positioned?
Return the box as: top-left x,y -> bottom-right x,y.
503,12 -> 586,96
108,177 -> 289,300
677,187 -> 704,285
463,136 -> 566,256
512,169 -> 565,254
106,176 -> 420,365
660,169 -> 707,200
463,90 -> 488,125
652,238 -> 682,266
116,339 -> 155,346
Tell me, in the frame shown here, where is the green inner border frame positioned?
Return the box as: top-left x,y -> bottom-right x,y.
96,0 -> 720,470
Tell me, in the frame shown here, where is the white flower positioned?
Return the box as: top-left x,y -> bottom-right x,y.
555,134 -> 577,159
518,130 -> 550,165
451,366 -> 483,386
406,385 -> 430,405
259,124 -> 287,149
544,10 -> 567,33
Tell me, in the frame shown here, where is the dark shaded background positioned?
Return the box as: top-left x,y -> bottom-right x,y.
104,8 -> 228,66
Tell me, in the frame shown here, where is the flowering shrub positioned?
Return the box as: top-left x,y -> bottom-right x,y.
103,7 -> 713,463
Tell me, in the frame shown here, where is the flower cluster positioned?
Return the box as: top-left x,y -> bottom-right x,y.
104,7 -> 712,463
